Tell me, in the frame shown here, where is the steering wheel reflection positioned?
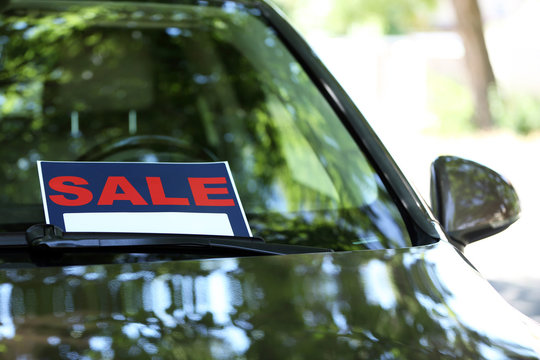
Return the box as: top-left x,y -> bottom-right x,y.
78,135 -> 218,162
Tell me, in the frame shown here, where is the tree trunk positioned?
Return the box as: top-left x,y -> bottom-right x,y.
451,0 -> 496,129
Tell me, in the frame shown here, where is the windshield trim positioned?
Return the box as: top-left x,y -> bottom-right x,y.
257,1 -> 440,242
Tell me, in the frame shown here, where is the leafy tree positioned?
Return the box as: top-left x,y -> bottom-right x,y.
274,0 -> 436,36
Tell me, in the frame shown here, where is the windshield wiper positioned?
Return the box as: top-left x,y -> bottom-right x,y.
22,224 -> 331,256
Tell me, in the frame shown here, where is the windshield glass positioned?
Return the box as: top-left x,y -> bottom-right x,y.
0,0 -> 413,251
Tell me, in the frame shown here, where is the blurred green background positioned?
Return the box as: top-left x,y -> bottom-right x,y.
273,0 -> 540,135
272,0 -> 540,321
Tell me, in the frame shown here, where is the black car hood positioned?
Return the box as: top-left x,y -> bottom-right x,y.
0,240 -> 538,359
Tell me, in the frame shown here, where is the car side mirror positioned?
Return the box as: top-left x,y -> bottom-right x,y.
430,156 -> 520,246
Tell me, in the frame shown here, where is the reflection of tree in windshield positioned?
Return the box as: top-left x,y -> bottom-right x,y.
0,2 -> 411,250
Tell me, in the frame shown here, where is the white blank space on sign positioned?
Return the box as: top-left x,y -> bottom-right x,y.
63,212 -> 234,236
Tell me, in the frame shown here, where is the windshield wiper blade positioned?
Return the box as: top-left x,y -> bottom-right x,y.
24,224 -> 331,256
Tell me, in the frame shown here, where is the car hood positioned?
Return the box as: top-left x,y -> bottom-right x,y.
0,240 -> 538,359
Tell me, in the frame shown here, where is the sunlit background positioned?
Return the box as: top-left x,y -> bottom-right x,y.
272,0 -> 540,321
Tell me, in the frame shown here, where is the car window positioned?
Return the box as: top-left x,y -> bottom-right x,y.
0,0 -> 413,254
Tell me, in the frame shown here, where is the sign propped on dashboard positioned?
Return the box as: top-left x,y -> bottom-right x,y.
37,161 -> 252,237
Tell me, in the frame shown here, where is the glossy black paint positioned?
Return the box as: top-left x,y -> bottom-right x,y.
0,240 -> 539,359
431,156 -> 521,245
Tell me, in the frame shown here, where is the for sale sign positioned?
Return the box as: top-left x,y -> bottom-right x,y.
37,161 -> 251,237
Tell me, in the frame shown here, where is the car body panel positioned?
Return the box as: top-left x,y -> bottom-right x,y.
0,239 -> 538,359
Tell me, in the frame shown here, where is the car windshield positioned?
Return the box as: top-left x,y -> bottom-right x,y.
0,0 -> 413,253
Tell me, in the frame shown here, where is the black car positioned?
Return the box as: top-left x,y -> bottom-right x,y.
0,0 -> 539,358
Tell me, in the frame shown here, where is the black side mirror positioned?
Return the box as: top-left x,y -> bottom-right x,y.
430,156 -> 520,246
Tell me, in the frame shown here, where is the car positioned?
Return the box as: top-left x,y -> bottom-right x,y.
0,0 -> 539,358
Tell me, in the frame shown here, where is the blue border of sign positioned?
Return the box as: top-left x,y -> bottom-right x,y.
38,161 -> 252,237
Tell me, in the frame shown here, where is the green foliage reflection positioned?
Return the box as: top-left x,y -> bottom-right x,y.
1,1 -> 410,250
0,245 -> 536,359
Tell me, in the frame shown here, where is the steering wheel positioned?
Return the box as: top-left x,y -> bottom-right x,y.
78,135 -> 218,162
